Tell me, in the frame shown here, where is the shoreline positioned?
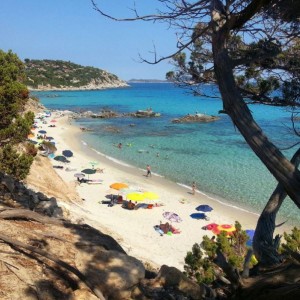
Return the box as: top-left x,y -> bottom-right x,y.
28,83 -> 130,92
28,110 -> 292,271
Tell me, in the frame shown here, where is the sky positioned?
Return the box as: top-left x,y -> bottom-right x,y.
0,0 -> 179,80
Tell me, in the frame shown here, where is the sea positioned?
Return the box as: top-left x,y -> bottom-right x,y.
34,83 -> 300,226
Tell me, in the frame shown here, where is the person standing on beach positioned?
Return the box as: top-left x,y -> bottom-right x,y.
192,181 -> 196,195
146,165 -> 151,177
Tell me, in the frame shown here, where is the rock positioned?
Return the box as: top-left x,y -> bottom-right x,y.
52,206 -> 63,218
35,197 -> 58,216
1,177 -> 15,193
153,265 -> 205,300
172,113 -> 220,123
71,289 -> 99,300
37,192 -> 47,201
75,248 -> 145,298
131,110 -> 161,118
29,193 -> 40,205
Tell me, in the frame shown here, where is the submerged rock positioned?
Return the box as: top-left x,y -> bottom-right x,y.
129,110 -> 161,118
172,113 -> 220,123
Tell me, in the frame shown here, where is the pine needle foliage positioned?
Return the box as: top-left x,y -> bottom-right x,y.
0,49 -> 35,179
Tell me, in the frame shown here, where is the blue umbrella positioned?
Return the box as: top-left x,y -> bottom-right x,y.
81,168 -> 96,179
81,168 -> 96,175
196,204 -> 213,212
190,213 -> 209,220
62,150 -> 73,158
54,155 -> 70,163
245,229 -> 255,247
38,130 -> 47,134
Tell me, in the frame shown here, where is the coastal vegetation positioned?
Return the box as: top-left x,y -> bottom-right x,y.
0,50 -> 35,179
24,59 -> 126,90
93,0 -> 300,298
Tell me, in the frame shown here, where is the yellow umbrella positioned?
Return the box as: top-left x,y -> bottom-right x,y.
142,191 -> 159,200
27,133 -> 35,138
110,182 -> 129,190
126,192 -> 145,201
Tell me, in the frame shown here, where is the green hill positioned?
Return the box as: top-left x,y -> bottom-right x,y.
24,59 -> 127,90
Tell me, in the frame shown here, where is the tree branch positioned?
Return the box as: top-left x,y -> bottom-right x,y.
230,0 -> 272,30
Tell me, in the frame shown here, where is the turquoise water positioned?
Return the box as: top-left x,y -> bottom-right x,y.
35,83 -> 299,225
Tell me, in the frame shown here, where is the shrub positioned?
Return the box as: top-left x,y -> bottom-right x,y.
0,144 -> 33,180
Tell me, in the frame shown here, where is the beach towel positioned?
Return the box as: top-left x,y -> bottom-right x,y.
202,223 -> 218,230
154,225 -> 164,236
87,179 -> 103,184
163,212 -> 182,223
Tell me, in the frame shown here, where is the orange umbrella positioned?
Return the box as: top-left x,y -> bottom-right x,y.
212,224 -> 236,236
109,182 -> 129,190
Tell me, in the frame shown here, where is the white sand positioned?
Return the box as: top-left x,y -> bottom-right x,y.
31,111 -> 289,271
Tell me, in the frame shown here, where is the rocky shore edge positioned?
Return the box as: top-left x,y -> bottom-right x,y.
28,81 -> 129,92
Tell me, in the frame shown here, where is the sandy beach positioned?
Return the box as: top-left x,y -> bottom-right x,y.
26,111 -> 290,271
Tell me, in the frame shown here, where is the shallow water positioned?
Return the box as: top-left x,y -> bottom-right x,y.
35,83 -> 299,225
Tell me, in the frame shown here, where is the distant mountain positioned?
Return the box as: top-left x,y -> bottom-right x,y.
24,59 -> 128,90
127,79 -> 170,83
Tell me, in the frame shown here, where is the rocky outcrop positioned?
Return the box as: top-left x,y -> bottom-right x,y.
69,109 -> 162,120
137,265 -> 206,299
172,113 -> 220,123
0,171 -> 63,217
130,110 -> 161,118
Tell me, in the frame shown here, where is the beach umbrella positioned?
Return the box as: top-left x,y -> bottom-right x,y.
142,191 -> 159,200
54,155 -> 70,163
212,224 -> 236,236
126,192 -> 145,202
110,182 -> 129,190
50,119 -> 57,123
195,204 -> 213,212
190,213 -> 209,220
81,168 -> 96,179
74,173 -> 85,179
38,130 -> 47,134
81,168 -> 96,175
62,150 -> 73,158
46,136 -> 54,140
163,212 -> 182,223
245,229 -> 255,247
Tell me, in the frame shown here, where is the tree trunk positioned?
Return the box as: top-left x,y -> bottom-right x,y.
253,148 -> 300,265
211,26 -> 300,208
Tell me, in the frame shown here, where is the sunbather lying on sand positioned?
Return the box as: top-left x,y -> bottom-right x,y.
154,222 -> 181,235
122,200 -> 135,210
